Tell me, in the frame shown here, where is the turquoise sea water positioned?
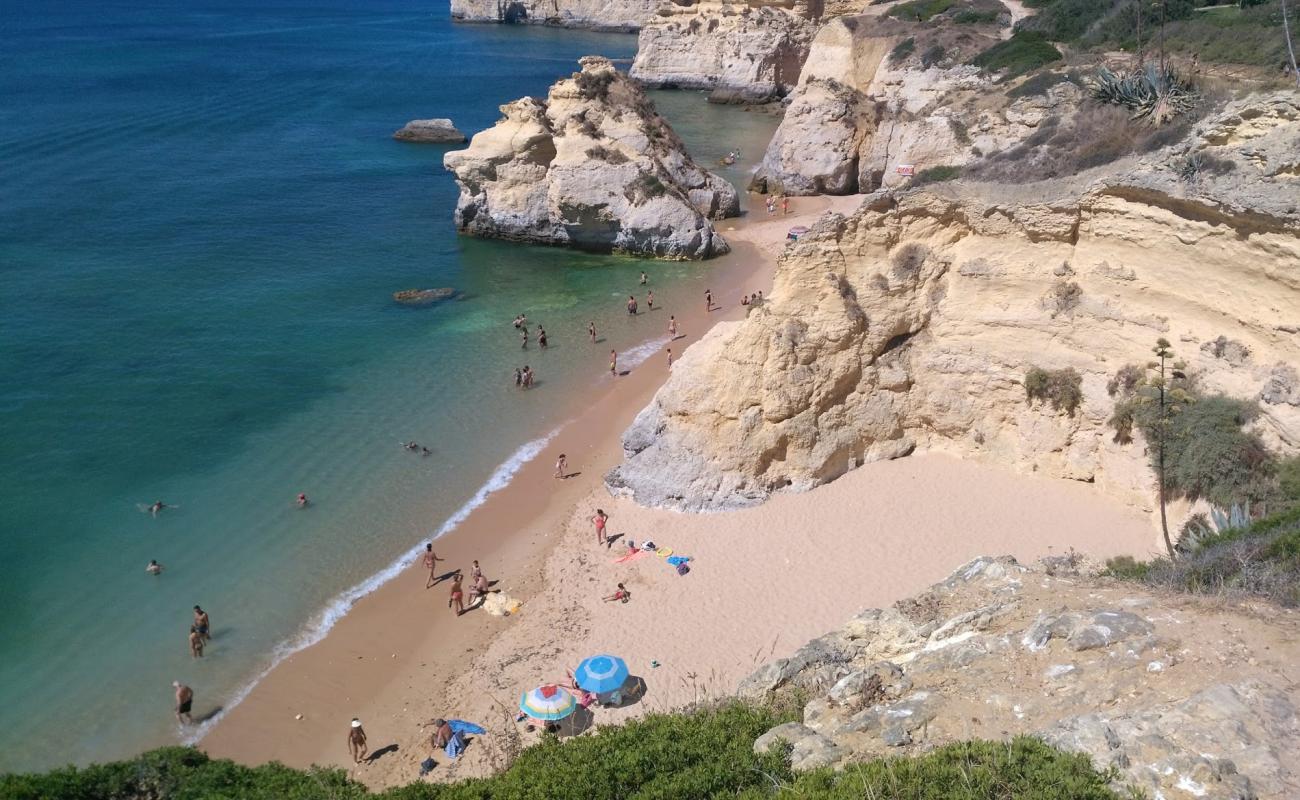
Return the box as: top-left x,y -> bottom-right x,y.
0,0 -> 778,772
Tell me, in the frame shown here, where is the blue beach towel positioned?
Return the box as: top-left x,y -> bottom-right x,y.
448,720 -> 486,735
666,556 -> 691,566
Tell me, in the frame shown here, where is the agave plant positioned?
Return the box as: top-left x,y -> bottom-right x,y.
1177,502 -> 1252,555
1090,65 -> 1200,125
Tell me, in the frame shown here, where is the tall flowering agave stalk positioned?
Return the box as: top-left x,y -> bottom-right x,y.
1090,65 -> 1200,125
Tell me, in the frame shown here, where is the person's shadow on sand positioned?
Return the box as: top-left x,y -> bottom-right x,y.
604,533 -> 624,549
366,744 -> 399,763
430,569 -> 459,586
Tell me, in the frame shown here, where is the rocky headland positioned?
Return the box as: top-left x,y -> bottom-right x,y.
630,4 -> 816,104
741,554 -> 1300,799
449,0 -> 662,31
608,93 -> 1300,509
443,56 -> 739,259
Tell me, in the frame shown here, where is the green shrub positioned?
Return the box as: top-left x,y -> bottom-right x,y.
889,0 -> 957,21
890,36 -> 917,63
920,44 -> 948,68
0,707 -> 1127,800
1025,366 -> 1084,416
1104,554 -> 1152,580
911,164 -> 962,185
1006,70 -> 1066,98
954,8 -> 1000,22
970,31 -> 1063,77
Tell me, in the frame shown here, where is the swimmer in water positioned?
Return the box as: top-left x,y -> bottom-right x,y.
297,493 -> 309,507
149,501 -> 169,516
146,560 -> 163,575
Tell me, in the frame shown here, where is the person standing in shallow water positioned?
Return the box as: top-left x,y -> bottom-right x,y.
640,271 -> 647,285
193,605 -> 210,642
173,681 -> 193,725
609,349 -> 617,375
538,326 -> 548,348
348,718 -> 368,764
668,315 -> 678,338
704,289 -> 712,311
189,625 -> 204,658
626,295 -> 637,315
520,327 -> 528,348
588,321 -> 596,343
647,290 -> 653,310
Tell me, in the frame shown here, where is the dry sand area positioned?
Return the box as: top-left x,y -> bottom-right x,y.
350,454 -> 1161,788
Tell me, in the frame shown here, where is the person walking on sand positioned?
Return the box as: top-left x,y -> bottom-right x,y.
173,681 -> 193,725
422,543 -> 444,588
626,295 -> 637,315
609,349 -> 618,376
193,606 -> 210,642
588,321 -> 596,343
781,194 -> 790,215
704,289 -> 712,312
146,560 -> 163,575
189,625 -> 204,659
668,315 -> 678,338
604,583 -> 631,603
348,718 -> 369,765
666,348 -> 673,367
593,509 -> 608,545
554,453 -> 568,479
448,573 -> 465,616
640,271 -> 647,285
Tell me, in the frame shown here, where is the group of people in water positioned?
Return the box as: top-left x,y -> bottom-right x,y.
765,194 -> 790,216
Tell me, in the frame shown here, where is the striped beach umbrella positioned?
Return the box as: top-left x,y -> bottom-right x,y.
574,654 -> 629,694
519,684 -> 577,721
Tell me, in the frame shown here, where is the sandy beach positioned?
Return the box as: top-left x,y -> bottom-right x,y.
200,195 -> 1162,787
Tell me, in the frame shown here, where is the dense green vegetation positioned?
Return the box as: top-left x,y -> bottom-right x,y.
889,0 -> 959,22
1018,0 -> 1293,67
1106,503 -> 1300,606
911,164 -> 963,184
0,702 -> 1129,800
969,31 -> 1064,77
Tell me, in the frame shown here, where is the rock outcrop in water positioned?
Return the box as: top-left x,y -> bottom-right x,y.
443,56 -> 738,260
630,5 -> 816,104
608,94 -> 1300,509
450,0 -> 660,31
740,555 -> 1300,798
393,118 -> 466,143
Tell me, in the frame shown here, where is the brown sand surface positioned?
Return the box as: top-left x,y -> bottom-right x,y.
201,195 -> 1161,787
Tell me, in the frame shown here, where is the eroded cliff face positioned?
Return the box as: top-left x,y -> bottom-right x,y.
450,0 -> 660,31
608,95 -> 1300,508
443,56 -> 739,259
740,555 -> 1300,799
630,4 -> 815,103
751,16 -> 1079,195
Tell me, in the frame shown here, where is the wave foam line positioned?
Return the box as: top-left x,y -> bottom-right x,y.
186,428 -> 560,745
619,334 -> 672,371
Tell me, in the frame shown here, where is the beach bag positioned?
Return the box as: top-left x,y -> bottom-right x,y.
676,562 -> 690,576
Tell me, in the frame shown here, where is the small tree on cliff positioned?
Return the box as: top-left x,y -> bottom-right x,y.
1109,338 -> 1192,559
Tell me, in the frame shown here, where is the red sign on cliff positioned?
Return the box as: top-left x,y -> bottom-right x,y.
896,164 -> 916,177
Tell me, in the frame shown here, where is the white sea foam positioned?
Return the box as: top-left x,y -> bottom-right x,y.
187,428 -> 559,745
619,334 -> 672,371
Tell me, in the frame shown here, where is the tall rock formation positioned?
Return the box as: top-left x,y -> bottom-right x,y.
631,4 -> 816,103
608,94 -> 1300,509
751,15 -> 1076,195
443,56 -> 739,259
450,0 -> 661,31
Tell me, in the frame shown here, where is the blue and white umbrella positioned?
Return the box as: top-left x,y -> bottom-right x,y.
574,654 -> 629,694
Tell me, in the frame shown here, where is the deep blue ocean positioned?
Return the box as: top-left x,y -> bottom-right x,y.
0,0 -> 777,772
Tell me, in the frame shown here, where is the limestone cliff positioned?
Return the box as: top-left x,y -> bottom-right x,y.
443,56 -> 739,259
608,94 -> 1300,508
450,0 -> 660,31
751,15 -> 1077,195
630,5 -> 815,103
740,555 -> 1300,799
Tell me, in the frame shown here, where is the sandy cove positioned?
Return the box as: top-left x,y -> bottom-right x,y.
201,194 -> 1162,788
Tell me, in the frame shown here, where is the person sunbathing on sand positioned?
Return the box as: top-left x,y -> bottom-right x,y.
604,583 -> 631,603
